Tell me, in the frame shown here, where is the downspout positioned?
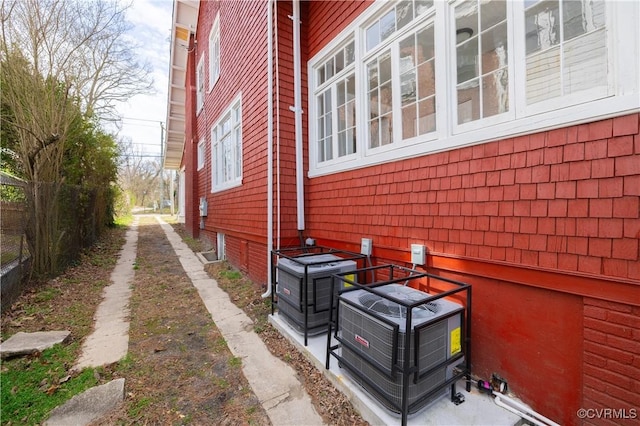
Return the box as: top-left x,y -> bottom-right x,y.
291,0 -> 305,236
262,0 -> 274,298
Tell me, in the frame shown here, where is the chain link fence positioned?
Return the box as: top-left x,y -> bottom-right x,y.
1,174 -> 30,311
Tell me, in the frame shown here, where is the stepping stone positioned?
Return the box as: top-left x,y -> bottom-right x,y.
44,378 -> 125,426
0,331 -> 71,359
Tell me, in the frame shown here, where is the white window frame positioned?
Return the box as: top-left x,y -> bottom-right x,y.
307,0 -> 639,178
211,93 -> 243,192
197,139 -> 205,171
310,39 -> 358,169
196,55 -> 205,114
208,14 -> 220,92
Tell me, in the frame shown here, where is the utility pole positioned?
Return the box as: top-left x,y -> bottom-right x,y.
159,122 -> 165,209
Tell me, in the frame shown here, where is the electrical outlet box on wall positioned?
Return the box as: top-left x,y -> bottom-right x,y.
361,238 -> 372,256
411,244 -> 426,265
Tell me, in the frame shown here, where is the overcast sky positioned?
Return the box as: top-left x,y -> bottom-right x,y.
116,0 -> 173,160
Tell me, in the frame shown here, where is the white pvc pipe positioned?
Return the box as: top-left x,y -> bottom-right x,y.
292,0 -> 305,232
493,392 -> 560,426
262,0 -> 274,298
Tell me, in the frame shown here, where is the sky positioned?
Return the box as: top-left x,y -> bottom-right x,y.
114,0 -> 174,161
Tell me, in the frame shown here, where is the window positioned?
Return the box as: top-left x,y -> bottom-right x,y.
524,0 -> 607,105
314,41 -> 356,163
454,0 -> 509,124
308,0 -> 637,177
208,14 -> 220,91
211,95 -> 242,192
196,56 -> 205,113
197,139 -> 205,170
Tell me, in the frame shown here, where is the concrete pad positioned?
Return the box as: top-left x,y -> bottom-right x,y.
44,378 -> 125,426
0,331 -> 70,359
270,313 -> 524,426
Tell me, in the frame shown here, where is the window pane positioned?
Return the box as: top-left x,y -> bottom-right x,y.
338,131 -> 346,157
366,22 -> 379,50
457,80 -> 480,124
369,89 -> 378,118
481,22 -> 508,74
346,75 -> 355,101
346,99 -> 355,128
525,0 -> 560,55
396,1 -> 413,30
563,29 -> 607,95
324,90 -> 332,113
526,46 -> 560,103
418,97 -> 436,134
335,51 -> 344,74
457,39 -> 478,84
318,67 -> 325,85
338,105 -> 346,131
481,0 -> 506,30
369,119 -> 379,148
399,34 -> 416,72
325,58 -> 334,80
347,129 -> 356,155
482,69 -> 509,117
402,105 -> 417,139
380,10 -> 396,42
379,52 -> 392,83
563,0 -> 605,41
345,41 -> 355,65
380,82 -> 392,114
417,59 -> 435,99
401,71 -> 416,106
415,0 -> 433,16
380,113 -> 393,145
368,62 -> 378,90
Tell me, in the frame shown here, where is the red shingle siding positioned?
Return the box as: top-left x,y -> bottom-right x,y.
583,298 -> 640,426
307,1 -> 372,57
192,0 -> 273,284
307,114 -> 640,280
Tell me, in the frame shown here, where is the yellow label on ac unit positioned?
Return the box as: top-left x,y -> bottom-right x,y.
342,274 -> 355,288
450,327 -> 461,355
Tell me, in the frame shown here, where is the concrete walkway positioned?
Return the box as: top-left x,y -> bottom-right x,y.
74,218 -> 139,370
47,215 -> 323,425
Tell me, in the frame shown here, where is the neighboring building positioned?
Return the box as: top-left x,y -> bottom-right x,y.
165,1 -> 639,424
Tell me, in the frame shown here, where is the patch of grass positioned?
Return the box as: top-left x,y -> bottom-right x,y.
0,344 -> 99,425
128,396 -> 153,418
114,215 -> 134,227
212,337 -> 227,354
228,356 -> 242,369
220,270 -> 243,280
33,287 -> 62,303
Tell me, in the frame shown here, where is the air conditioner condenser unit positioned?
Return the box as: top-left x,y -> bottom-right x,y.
276,253 -> 356,336
338,283 -> 465,415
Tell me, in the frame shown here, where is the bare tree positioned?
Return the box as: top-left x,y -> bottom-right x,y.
0,0 -> 153,274
117,136 -> 162,209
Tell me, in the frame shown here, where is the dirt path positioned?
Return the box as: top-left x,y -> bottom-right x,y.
94,216 -> 270,425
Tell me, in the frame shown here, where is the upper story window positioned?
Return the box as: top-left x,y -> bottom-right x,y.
196,56 -> 205,113
454,0 -> 509,124
314,40 -> 356,163
211,95 -> 242,192
208,14 -> 220,91
524,0 -> 607,105
308,0 -> 637,177
365,0 -> 433,51
197,139 -> 205,171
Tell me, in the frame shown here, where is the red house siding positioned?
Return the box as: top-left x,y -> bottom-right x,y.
305,117 -> 640,424
180,1 -> 640,424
